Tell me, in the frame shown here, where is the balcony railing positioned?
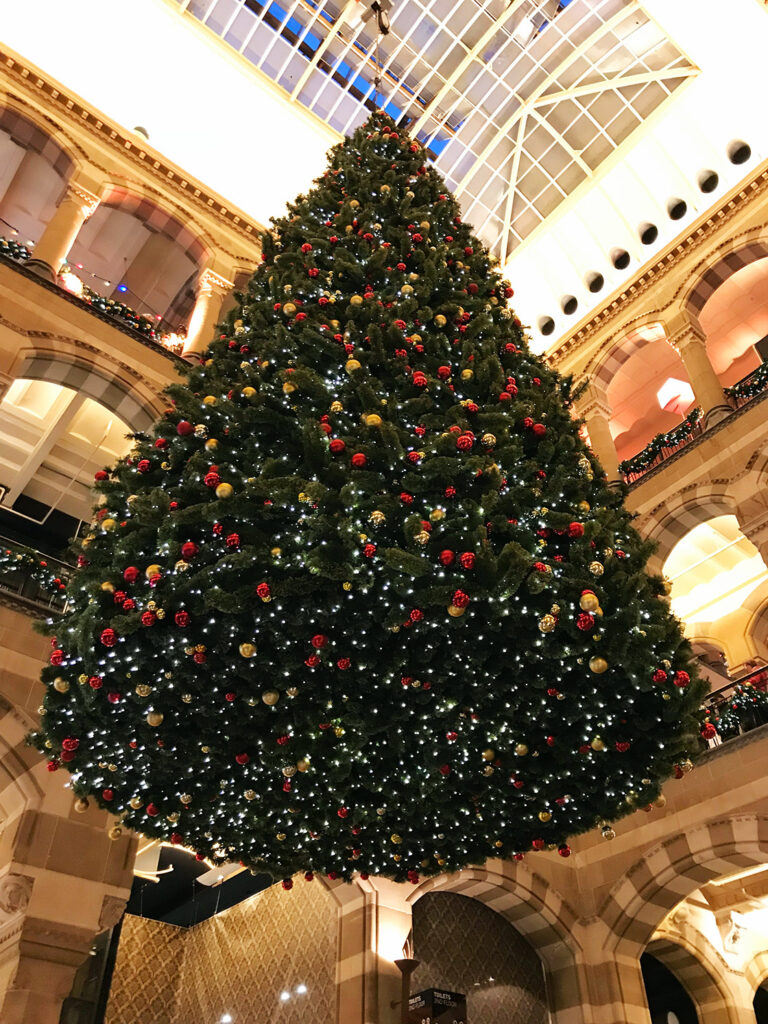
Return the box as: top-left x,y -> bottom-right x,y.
0,237 -> 186,357
700,665 -> 768,745
0,536 -> 72,614
620,363 -> 768,485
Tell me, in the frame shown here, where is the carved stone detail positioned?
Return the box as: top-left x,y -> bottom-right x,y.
99,894 -> 127,933
0,874 -> 33,918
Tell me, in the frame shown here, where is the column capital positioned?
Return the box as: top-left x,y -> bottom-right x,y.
577,381 -> 612,421
198,268 -> 235,297
64,182 -> 101,218
668,321 -> 706,354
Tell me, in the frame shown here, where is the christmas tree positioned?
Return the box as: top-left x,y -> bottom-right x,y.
35,112 -> 706,883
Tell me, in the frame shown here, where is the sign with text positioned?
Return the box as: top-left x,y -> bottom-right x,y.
407,988 -> 467,1023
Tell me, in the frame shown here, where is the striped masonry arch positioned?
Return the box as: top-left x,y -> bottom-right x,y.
17,353 -> 158,433
600,815 -> 768,958
642,485 -> 737,567
0,104 -> 75,180
744,947 -> 768,996
591,322 -> 668,391
99,186 -> 209,267
684,239 -> 768,321
647,929 -> 743,1024
0,695 -> 44,820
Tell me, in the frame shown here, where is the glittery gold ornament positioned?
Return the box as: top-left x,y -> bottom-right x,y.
345,359 -> 361,374
578,500 -> 591,513
350,294 -> 364,306
448,605 -> 465,617
601,824 -> 616,840
415,530 -> 430,546
296,759 -> 309,772
175,560 -> 189,572
515,743 -> 528,756
482,748 -> 495,761
538,810 -> 552,822
589,657 -> 608,675
390,833 -> 402,844
481,433 -> 496,447
147,711 -> 164,727
369,510 -> 386,526
78,674 -> 88,685
74,798 -> 89,813
430,509 -> 445,522
330,401 -> 343,413
262,690 -> 280,706
181,694 -> 193,704
283,302 -> 296,316
180,794 -> 192,805
400,284 -> 414,296
102,518 -> 116,531
364,413 -> 383,427
579,592 -> 600,612
282,766 -> 297,777
590,736 -> 605,751
276,832 -> 286,841
244,789 -> 256,801
53,677 -> 69,693
483,765 -> 494,776
342,582 -> 352,592
242,386 -> 256,399
135,684 -> 152,697
203,395 -> 217,406
146,564 -> 162,579
538,614 -> 557,634
194,424 -> 207,438
589,562 -> 604,577
129,796 -> 143,810
108,825 -> 123,840
215,482 -> 234,499
271,547 -> 282,557
239,643 -> 256,658
435,314 -> 446,327
166,812 -> 179,824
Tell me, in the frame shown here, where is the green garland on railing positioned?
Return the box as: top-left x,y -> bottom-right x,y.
619,406 -> 702,476
725,361 -> 768,403
704,683 -> 768,738
0,541 -> 69,596
0,237 -> 32,262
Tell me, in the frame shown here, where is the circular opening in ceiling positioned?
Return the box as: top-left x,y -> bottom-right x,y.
539,317 -> 555,337
611,248 -> 630,270
727,140 -> 751,165
639,223 -> 658,245
561,295 -> 578,316
586,272 -> 604,293
667,198 -> 687,220
698,170 -> 719,193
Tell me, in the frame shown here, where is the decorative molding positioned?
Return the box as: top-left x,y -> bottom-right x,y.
0,874 -> 32,919
66,182 -> 100,217
98,894 -> 127,933
199,268 -> 235,295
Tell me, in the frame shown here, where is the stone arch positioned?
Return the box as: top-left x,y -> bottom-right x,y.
588,319 -> 669,390
15,351 -> 162,433
599,815 -> 768,957
99,184 -> 212,269
0,695 -> 44,822
408,864 -> 582,1023
648,926 -> 742,1024
682,232 -> 768,325
0,100 -> 84,182
745,948 -> 768,994
641,484 -> 738,567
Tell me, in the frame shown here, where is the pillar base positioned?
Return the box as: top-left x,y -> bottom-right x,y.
703,404 -> 733,428
23,260 -> 57,283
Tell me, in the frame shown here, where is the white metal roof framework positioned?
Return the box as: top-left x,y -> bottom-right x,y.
175,0 -> 697,260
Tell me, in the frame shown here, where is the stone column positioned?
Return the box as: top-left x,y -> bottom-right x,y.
182,268 -> 234,357
577,383 -> 621,485
669,322 -> 731,427
25,183 -> 100,282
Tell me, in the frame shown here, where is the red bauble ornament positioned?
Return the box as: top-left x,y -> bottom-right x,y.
337,657 -> 350,670
226,533 -> 240,548
532,423 -> 546,438
439,550 -> 455,566
337,807 -> 349,818
459,552 -> 475,569
311,634 -> 328,649
363,544 -> 376,558
437,365 -> 451,380
351,452 -> 367,468
107,692 -> 120,703
400,492 -> 414,504
146,803 -> 159,817
177,420 -> 193,436
94,470 -> 109,482
456,434 -> 473,451
174,611 -> 190,627
193,651 -> 206,664
412,371 -> 428,388
62,737 -> 79,752
653,669 -> 668,683
50,649 -> 64,666
100,628 -> 117,647
181,542 -> 198,560
615,741 -> 630,752
452,589 -> 470,608
439,764 -> 451,775
558,845 -> 571,858
137,459 -> 151,473
330,439 -> 346,454
576,613 -> 594,632
673,671 -> 690,688
282,878 -> 293,890
701,722 -> 717,740
256,582 -> 271,599
235,753 -> 250,765
531,838 -> 545,851
89,676 -> 103,689
568,522 -> 585,538
141,611 -> 157,627
409,608 -> 424,622
204,471 -> 220,488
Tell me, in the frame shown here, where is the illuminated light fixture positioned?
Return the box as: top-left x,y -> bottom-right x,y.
118,284 -> 128,293
220,1015 -> 233,1023
60,269 -> 84,297
280,991 -> 291,1002
710,863 -> 768,886
656,377 -> 694,416
512,14 -> 536,46
296,984 -> 307,994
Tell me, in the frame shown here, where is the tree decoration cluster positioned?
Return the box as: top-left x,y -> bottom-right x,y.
34,112 -> 706,883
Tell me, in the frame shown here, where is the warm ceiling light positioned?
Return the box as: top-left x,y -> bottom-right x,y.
709,863 -> 768,886
657,377 -> 694,415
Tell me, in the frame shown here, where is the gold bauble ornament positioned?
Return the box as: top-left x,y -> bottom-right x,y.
538,811 -> 552,822
481,433 -> 497,447
349,199 -> 360,208
101,518 -> 116,532
283,382 -> 297,394
100,581 -> 115,594
601,824 -> 616,840
578,500 -> 591,513
345,359 -> 361,374
181,694 -> 193,704
74,798 -> 89,813
430,509 -> 445,522
298,492 -> 309,503
244,789 -> 257,801
129,796 -> 143,810
215,482 -> 234,499
271,547 -> 282,557
515,743 -> 529,756
180,794 -> 192,805
590,737 -> 606,751
330,401 -> 343,413
161,461 -> 171,471
205,438 -> 219,451
147,711 -> 164,727
276,833 -> 286,841
364,413 -> 383,427
146,564 -> 162,579
242,386 -> 256,399
482,748 -> 495,761
203,395 -> 217,406
262,690 -> 280,706
538,614 -> 556,634
283,302 -> 296,315
419,220 -> 430,231
415,530 -> 430,546
334,726 -> 345,737
435,314 -> 447,327
380,184 -> 390,193
296,759 -> 309,773
282,766 -> 296,777
589,657 -> 608,675
78,674 -> 88,685
460,369 -> 473,381
589,562 -> 604,577
194,424 -> 207,439
135,684 -> 152,698
350,294 -> 364,306
579,592 -> 600,612
342,582 -> 352,592
390,833 -> 402,844
409,273 -> 419,282
400,284 -> 413,295
653,795 -> 667,808
483,765 -> 494,776
108,825 -> 123,840
53,677 -> 69,693
241,642 -> 258,659
369,510 -> 386,526
175,560 -> 189,572
448,605 -> 465,617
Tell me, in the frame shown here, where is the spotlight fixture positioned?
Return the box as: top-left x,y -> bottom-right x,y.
358,0 -> 392,34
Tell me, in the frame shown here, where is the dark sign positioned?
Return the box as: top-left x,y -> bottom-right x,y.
408,988 -> 467,1023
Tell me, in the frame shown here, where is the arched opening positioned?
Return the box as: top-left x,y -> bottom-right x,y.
663,515 -> 768,673
698,257 -> 768,387
66,189 -> 208,334
604,324 -> 695,465
641,952 -> 698,1024
411,891 -> 548,1023
756,980 -> 768,1024
0,106 -> 74,247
